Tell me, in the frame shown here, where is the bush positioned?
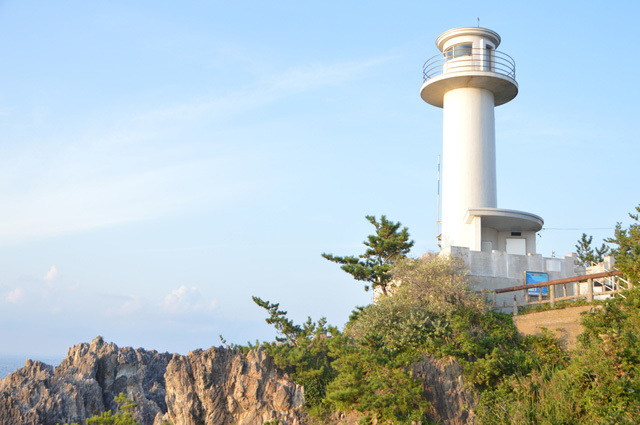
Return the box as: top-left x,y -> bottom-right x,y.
476,289 -> 640,424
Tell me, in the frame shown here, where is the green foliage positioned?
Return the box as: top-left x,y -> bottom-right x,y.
326,334 -> 427,425
575,233 -> 610,267
474,205 -> 640,424
391,255 -> 488,316
252,296 -> 303,344
476,289 -> 640,424
255,253 -> 566,424
60,393 -> 140,425
86,393 -> 139,425
253,296 -> 339,418
517,298 -> 604,315
327,255 -> 525,422
606,204 -> 640,284
322,215 -> 414,294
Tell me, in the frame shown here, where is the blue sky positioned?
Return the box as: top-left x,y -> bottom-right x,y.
0,1 -> 638,357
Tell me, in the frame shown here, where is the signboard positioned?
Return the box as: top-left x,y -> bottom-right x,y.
526,271 -> 549,296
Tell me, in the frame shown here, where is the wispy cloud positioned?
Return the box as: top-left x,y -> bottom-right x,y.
161,285 -> 217,316
5,287 -> 24,303
138,57 -> 388,124
44,266 -> 59,284
0,149 -> 258,244
0,56 -> 388,246
118,295 -> 142,316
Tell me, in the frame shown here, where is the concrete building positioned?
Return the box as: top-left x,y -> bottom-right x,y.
420,27 -> 580,304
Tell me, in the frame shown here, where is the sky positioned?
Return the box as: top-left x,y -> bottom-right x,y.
0,0 -> 639,358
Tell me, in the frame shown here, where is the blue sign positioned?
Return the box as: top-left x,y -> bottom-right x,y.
526,271 -> 549,296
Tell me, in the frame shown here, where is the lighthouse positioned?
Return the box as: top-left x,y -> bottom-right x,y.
421,27 -> 543,255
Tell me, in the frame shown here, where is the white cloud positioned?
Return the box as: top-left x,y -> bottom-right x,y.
5,287 -> 24,303
161,285 -> 217,316
162,285 -> 196,314
209,299 -> 218,310
44,266 -> 59,283
119,296 -> 142,316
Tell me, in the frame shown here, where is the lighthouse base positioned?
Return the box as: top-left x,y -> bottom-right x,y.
440,246 -> 581,309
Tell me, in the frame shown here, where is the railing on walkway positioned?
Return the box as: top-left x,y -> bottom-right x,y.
422,48 -> 516,82
493,270 -> 632,313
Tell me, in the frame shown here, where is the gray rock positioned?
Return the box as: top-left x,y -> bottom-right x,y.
160,346 -> 306,425
413,355 -> 476,425
0,338 -> 473,425
0,338 -> 306,425
0,337 -> 172,425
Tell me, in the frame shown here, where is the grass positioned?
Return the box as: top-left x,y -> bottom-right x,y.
517,298 -> 605,315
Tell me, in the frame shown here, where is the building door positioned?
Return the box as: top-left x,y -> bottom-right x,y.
506,238 -> 526,255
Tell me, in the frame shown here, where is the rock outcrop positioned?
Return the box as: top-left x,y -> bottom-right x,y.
162,347 -> 305,425
413,355 -> 476,425
0,338 -> 306,425
0,338 -> 473,425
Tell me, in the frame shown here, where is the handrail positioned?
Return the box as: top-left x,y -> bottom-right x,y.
492,270 -> 630,311
422,48 -> 516,83
495,270 -> 623,294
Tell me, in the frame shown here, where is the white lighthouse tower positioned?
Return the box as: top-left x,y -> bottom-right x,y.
421,27 -> 543,255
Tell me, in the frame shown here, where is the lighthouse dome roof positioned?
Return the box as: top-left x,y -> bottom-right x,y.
436,27 -> 501,51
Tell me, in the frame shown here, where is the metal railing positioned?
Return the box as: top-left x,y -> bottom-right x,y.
422,48 -> 516,83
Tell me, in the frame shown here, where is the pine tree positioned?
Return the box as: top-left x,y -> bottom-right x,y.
606,204 -> 640,283
575,233 -> 610,267
251,296 -> 302,344
322,215 -> 414,295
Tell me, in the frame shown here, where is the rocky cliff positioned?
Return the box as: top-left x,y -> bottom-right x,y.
0,338 -> 473,425
413,355 -> 475,425
0,337 -> 305,425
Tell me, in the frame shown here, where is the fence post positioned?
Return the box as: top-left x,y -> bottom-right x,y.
549,284 -> 555,307
513,295 -> 518,316
587,279 -> 594,302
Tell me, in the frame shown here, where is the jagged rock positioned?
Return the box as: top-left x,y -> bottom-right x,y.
160,346 -> 306,425
0,338 -> 306,425
0,337 -> 172,425
0,338 -> 473,425
413,355 -> 476,425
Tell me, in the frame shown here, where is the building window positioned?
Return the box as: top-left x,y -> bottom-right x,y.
445,43 -> 472,59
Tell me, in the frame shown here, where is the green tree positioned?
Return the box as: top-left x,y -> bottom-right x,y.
252,296 -> 302,345
62,393 -> 141,425
391,255 -> 488,316
476,287 -> 640,424
606,204 -> 640,284
575,233 -> 610,267
252,297 -> 341,418
322,215 -> 414,295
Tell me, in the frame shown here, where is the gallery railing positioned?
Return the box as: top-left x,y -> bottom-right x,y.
423,48 -> 516,82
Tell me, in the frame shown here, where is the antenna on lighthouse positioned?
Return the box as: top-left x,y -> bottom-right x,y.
477,17 -> 480,27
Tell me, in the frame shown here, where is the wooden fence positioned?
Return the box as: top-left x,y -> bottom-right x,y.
493,270 -> 631,313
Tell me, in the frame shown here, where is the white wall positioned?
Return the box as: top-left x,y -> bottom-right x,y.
441,87 -> 496,249
441,246 -> 582,308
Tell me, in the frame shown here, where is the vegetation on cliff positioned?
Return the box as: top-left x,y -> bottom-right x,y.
254,207 -> 640,424
64,393 -> 143,425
